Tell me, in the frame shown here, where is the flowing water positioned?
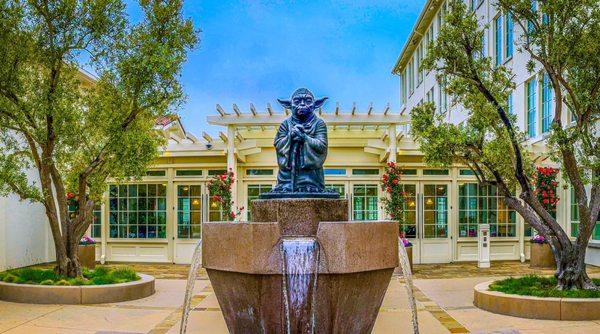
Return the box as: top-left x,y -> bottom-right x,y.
398,237 -> 419,334
180,239 -> 202,334
281,238 -> 320,334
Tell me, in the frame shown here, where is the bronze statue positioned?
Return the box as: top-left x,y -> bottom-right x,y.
260,88 -> 338,199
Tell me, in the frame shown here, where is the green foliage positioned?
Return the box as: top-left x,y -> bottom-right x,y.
490,275 -> 600,298
0,0 -> 197,276
380,162 -> 407,224
0,266 -> 139,285
411,0 -> 531,191
208,171 -> 244,220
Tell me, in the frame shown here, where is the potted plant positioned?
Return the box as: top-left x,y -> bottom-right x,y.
529,235 -> 556,269
78,236 -> 96,269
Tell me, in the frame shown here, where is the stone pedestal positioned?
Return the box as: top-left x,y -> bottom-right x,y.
202,198 -> 399,334
78,244 -> 96,269
530,243 -> 556,269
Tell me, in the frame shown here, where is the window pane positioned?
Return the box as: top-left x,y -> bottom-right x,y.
108,183 -> 167,239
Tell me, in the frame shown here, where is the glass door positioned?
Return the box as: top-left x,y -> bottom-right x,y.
419,183 -> 452,263
173,183 -> 204,263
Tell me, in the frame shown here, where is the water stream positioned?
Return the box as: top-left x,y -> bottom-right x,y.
398,237 -> 419,334
180,239 -> 202,334
281,237 -> 320,334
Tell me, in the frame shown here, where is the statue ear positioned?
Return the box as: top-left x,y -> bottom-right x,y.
313,97 -> 328,109
277,99 -> 292,109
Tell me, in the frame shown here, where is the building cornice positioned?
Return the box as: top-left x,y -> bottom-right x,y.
392,0 -> 444,75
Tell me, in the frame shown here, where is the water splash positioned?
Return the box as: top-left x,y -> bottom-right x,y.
398,237 -> 419,334
180,239 -> 202,334
281,238 -> 320,334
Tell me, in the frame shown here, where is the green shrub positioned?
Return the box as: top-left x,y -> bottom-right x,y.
54,279 -> 71,286
2,274 -> 19,283
0,266 -> 140,286
490,275 -> 600,298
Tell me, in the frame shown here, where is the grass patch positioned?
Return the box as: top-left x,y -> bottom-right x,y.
489,275 -> 600,298
0,266 -> 140,286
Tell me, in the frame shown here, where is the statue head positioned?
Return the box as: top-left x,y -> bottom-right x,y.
277,88 -> 328,121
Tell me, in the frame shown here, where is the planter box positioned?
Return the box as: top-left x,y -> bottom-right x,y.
78,244 -> 96,269
0,274 -> 155,305
394,246 -> 413,275
474,281 -> 600,320
530,242 -> 556,269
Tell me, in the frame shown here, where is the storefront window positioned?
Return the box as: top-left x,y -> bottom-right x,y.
459,183 -> 516,237
177,185 -> 202,239
326,184 -> 346,197
108,184 -> 167,239
353,184 -> 378,220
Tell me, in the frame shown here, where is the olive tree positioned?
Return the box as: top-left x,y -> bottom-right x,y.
0,0 -> 197,277
410,0 -> 599,289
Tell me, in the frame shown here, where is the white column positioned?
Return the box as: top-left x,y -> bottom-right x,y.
388,125 -> 397,163
227,126 -> 238,216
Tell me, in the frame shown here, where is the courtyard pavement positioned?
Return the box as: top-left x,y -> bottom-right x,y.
1,261 -> 599,333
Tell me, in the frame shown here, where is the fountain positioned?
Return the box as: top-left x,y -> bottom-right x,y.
398,237 -> 419,334
181,89 -> 405,333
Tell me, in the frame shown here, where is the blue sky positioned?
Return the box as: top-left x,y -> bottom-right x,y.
128,0 -> 425,135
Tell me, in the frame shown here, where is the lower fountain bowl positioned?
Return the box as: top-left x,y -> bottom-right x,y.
202,212 -> 399,334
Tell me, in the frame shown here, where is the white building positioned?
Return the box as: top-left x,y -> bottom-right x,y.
1,0 -> 598,270
393,0 -> 599,265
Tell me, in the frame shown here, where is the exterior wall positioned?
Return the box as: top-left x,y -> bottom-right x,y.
0,170 -> 53,272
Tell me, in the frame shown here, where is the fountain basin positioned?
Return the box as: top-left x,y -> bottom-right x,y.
202,198 -> 398,334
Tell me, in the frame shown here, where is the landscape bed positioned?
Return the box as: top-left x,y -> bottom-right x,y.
0,266 -> 154,304
0,266 -> 139,286
474,276 -> 600,320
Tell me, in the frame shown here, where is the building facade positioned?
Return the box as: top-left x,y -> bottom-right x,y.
393,0 -> 600,266
1,0 -> 598,270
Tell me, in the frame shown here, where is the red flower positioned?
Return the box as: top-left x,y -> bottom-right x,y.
229,211 -> 236,219
66,192 -> 75,200
543,199 -> 549,204
392,179 -> 399,185
386,187 -> 392,193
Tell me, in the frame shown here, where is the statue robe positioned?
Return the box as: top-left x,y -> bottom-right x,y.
273,114 -> 328,192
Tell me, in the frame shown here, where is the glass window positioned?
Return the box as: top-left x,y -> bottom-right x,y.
495,15 -> 503,66
177,185 -> 202,239
570,187 -> 600,239
324,168 -> 346,176
401,169 -> 417,176
247,184 -> 272,220
246,169 -> 273,176
68,202 -> 102,238
423,184 -> 448,238
353,184 -> 378,221
459,169 -> 476,176
527,78 -> 537,138
542,73 -> 553,134
326,184 -> 346,197
146,170 -> 166,177
505,12 -> 513,58
208,169 -> 227,176
459,183 -> 517,238
399,184 -> 417,238
352,169 -> 379,175
423,169 -> 449,175
176,170 -> 202,176
108,184 -> 167,239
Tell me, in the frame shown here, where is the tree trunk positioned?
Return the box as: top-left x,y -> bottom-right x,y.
556,244 -> 597,290
54,238 -> 82,278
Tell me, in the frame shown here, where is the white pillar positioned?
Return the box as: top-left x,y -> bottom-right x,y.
388,125 -> 397,163
226,126 -> 238,216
